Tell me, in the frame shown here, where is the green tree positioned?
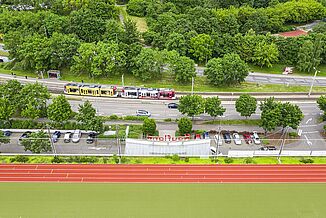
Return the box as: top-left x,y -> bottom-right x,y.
178,95 -> 205,118
178,117 -> 192,135
259,97 -> 281,134
20,83 -> 50,119
0,130 -> 10,145
0,80 -> 22,116
189,33 -> 214,63
279,102 -> 304,130
142,118 -> 157,136
165,32 -> 188,56
205,53 -> 249,86
235,94 -> 257,118
317,95 -> 326,115
132,48 -> 164,81
0,98 -> 15,122
122,19 -> 140,44
21,131 -> 51,154
47,95 -> 72,123
76,100 -> 103,132
71,42 -> 97,77
297,36 -> 323,73
168,54 -> 196,83
205,97 -> 226,120
252,42 -> 279,68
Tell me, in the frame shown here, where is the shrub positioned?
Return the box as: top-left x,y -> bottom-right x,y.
164,118 -> 172,122
51,156 -> 63,163
124,116 -> 146,121
142,118 -> 156,136
178,117 -> 192,135
10,155 -> 29,163
112,154 -> 120,164
210,158 -> 218,163
109,114 -> 119,120
289,132 -> 298,138
171,154 -> 180,162
135,158 -> 142,164
244,157 -> 254,164
299,158 -> 314,164
184,157 -> 189,163
224,157 -> 234,164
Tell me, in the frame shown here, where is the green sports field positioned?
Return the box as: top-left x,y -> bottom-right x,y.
0,183 -> 325,218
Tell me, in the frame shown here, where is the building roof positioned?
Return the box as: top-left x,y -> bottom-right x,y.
277,29 -> 308,37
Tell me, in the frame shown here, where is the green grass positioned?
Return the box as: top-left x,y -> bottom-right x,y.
250,63 -> 326,77
0,50 -> 9,56
0,183 -> 325,218
118,5 -> 148,33
1,156 -> 326,164
204,119 -> 261,126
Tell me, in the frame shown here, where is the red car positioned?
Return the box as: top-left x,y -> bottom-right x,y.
243,133 -> 252,144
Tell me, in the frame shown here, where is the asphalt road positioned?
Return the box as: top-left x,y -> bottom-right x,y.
66,98 -> 322,120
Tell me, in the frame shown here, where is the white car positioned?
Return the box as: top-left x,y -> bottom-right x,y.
252,131 -> 261,145
214,134 -> 223,146
233,133 -> 242,145
72,130 -> 81,143
136,110 -> 151,117
64,132 -> 72,143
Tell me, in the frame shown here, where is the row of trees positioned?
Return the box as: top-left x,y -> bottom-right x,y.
177,94 -> 304,134
0,80 -> 104,132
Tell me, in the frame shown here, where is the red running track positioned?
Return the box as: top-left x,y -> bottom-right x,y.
0,164 -> 326,183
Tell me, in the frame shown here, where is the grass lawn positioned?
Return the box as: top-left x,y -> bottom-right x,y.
0,183 -> 325,218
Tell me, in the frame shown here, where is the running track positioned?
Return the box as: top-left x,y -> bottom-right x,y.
0,164 -> 326,183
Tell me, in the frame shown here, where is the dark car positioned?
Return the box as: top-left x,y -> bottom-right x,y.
86,132 -> 97,144
168,103 -> 178,109
19,131 -> 32,141
266,146 -> 277,151
223,132 -> 231,144
52,131 -> 61,143
3,130 -> 12,137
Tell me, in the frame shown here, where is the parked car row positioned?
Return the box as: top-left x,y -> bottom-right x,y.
13,130 -> 97,144
217,131 -> 261,145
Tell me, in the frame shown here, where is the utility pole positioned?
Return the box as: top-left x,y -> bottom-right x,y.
308,67 -> 320,97
116,125 -> 121,164
47,125 -> 56,156
278,127 -> 288,162
191,77 -> 194,95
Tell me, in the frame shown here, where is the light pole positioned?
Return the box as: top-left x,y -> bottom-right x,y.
46,125 -> 56,156
191,77 -> 194,95
308,67 -> 320,97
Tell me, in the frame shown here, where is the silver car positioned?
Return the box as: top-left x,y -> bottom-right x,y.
233,133 -> 242,145
72,130 -> 81,143
136,110 -> 151,117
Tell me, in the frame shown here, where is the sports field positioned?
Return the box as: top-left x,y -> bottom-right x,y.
0,183 -> 325,218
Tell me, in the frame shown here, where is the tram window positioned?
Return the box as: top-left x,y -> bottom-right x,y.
69,88 -> 79,93
88,90 -> 92,94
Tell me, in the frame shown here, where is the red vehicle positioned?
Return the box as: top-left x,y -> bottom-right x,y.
243,133 -> 252,144
195,134 -> 201,140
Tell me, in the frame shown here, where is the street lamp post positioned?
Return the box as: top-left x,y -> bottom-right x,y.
308,67 -> 320,97
46,125 -> 56,156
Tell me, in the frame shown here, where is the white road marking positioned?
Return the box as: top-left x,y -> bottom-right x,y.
306,118 -> 313,124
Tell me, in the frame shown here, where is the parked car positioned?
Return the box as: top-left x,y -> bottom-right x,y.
72,130 -> 81,143
266,146 -> 277,151
52,131 -> 61,143
223,132 -> 231,144
19,131 -> 32,142
243,133 -> 252,144
64,132 -> 72,143
214,134 -> 223,146
252,131 -> 261,145
3,130 -> 12,137
136,110 -> 151,117
167,103 -> 178,109
202,131 -> 209,139
233,132 -> 242,145
86,132 -> 96,144
195,134 -> 201,140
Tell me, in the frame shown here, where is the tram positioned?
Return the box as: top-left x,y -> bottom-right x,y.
64,83 -> 176,100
